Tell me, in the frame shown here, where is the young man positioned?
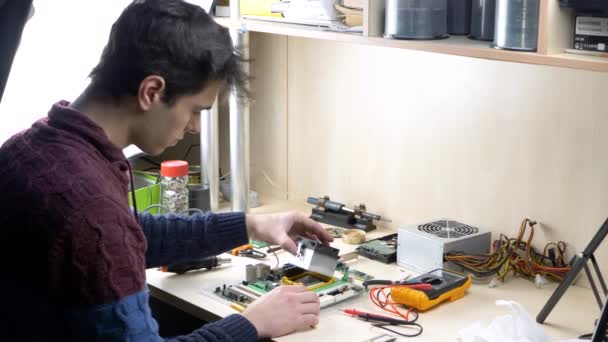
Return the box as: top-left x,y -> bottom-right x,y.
0,0 -> 333,340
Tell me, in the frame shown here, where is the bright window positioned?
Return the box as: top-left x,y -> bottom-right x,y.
0,0 -> 132,145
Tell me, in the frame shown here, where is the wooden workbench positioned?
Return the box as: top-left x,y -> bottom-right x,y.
146,197 -> 598,341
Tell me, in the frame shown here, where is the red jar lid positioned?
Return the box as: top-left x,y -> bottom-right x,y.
160,160 -> 189,177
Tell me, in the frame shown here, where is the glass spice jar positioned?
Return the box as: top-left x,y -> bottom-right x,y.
160,160 -> 189,213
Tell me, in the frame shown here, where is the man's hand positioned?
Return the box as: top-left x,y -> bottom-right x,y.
241,285 -> 320,338
246,212 -> 333,254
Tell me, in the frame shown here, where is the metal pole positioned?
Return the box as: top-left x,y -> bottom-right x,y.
229,0 -> 250,212
200,97 -> 219,211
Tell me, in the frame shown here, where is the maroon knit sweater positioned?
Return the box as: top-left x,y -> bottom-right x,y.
0,101 -> 257,341
0,101 -> 249,306
0,101 -> 148,305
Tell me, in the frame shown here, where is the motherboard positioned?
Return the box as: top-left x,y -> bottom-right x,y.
214,263 -> 365,308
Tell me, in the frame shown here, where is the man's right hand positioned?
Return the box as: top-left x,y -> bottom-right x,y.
240,285 -> 320,338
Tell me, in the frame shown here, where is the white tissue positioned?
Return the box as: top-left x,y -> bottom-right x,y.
535,274 -> 549,288
459,300 -> 551,342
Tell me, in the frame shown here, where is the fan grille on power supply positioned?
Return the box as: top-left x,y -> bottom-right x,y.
417,220 -> 479,239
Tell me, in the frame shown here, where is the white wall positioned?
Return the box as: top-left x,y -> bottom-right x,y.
247,33 -> 608,286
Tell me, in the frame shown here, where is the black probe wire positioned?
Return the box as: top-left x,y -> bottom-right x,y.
266,245 -> 281,268
141,156 -> 161,167
375,288 -> 388,308
270,247 -> 279,268
182,144 -> 200,161
370,286 -> 422,336
373,321 -> 423,338
359,315 -> 423,338
406,309 -> 419,323
373,289 -> 420,323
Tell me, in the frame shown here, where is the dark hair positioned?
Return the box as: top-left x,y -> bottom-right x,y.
88,0 -> 247,104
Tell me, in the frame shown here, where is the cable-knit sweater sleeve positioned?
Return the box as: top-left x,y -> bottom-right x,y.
166,314 -> 258,342
140,212 -> 249,268
63,289 -> 258,342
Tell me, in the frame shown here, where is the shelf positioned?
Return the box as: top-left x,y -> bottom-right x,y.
215,17 -> 608,73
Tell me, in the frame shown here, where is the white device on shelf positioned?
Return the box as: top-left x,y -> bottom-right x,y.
277,0 -> 338,20
397,219 -> 491,274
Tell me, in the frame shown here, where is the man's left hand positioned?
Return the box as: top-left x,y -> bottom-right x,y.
246,212 -> 333,255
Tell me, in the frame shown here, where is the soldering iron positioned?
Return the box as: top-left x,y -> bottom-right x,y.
160,256 -> 231,274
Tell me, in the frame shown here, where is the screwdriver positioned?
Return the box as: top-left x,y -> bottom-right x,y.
160,256 -> 231,274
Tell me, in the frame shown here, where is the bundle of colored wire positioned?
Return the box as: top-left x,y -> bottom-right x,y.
368,285 -> 418,322
445,218 -> 571,282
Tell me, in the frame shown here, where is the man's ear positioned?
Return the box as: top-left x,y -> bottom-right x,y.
137,75 -> 166,111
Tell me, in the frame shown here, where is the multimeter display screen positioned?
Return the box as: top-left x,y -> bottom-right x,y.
407,269 -> 469,300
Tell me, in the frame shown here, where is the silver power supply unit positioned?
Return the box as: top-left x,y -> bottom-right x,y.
397,219 -> 491,274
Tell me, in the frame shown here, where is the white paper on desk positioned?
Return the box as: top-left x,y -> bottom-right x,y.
458,300 -> 551,342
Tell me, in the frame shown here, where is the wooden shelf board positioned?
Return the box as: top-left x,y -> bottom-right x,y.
215,17 -> 608,72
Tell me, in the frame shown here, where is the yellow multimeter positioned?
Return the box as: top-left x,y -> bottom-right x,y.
391,269 -> 472,311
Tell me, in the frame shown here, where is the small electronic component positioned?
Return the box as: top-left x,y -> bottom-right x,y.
390,269 -> 472,311
292,237 -> 339,277
249,239 -> 268,248
356,233 -> 397,263
214,263 -> 364,309
346,268 -> 374,282
336,260 -> 374,282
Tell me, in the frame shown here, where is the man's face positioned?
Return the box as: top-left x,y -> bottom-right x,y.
135,81 -> 220,156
